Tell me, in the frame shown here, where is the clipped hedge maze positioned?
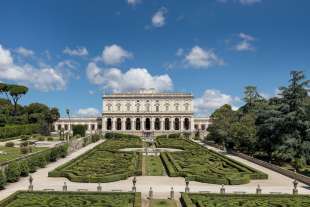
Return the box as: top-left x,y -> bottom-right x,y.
49,135 -> 143,183
181,193 -> 310,207
0,191 -> 141,207
157,137 -> 267,185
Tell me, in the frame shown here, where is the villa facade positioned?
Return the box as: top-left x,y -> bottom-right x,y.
53,89 -> 210,136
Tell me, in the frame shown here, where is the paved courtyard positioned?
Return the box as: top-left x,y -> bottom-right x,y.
1,139 -> 310,205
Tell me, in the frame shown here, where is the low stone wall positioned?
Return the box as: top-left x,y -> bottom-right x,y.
231,151 -> 310,186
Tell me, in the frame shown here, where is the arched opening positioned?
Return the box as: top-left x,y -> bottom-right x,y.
155,118 -> 160,130
145,118 -> 151,130
184,118 -> 190,130
174,118 -> 180,130
126,118 -> 131,130
116,118 -> 122,130
135,118 -> 141,130
164,118 -> 170,130
106,118 -> 112,130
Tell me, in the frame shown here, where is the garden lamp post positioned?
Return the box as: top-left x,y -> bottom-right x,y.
66,109 -> 71,140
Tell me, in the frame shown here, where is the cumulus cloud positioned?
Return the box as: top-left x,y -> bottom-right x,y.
77,108 -> 100,117
99,44 -> 132,65
0,44 -> 67,91
152,7 -> 168,28
185,46 -> 224,69
234,33 -> 256,51
194,89 -> 241,115
63,46 -> 88,57
15,47 -> 34,57
0,45 -> 13,65
217,0 -> 261,5
86,62 -> 173,92
127,0 -> 141,6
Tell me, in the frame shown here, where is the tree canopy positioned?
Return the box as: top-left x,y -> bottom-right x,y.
207,70 -> 310,171
0,83 -> 59,134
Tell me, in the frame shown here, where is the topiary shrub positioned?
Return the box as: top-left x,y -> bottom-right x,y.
20,146 -> 30,154
47,137 -> 54,141
5,142 -> 14,147
72,125 -> 86,137
19,160 -> 29,177
0,171 -> 7,190
5,162 -> 21,182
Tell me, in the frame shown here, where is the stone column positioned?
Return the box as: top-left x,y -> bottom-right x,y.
160,118 -> 164,131
141,117 -> 145,131
151,117 -> 155,131
112,118 -> 116,131
102,117 -> 106,131
190,117 -> 195,133
180,117 -> 184,132
121,118 -> 126,131
170,119 -> 174,131
131,119 -> 134,131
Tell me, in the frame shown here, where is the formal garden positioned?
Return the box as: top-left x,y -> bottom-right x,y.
157,136 -> 267,185
181,193 -> 310,207
0,191 -> 141,207
49,133 -> 143,183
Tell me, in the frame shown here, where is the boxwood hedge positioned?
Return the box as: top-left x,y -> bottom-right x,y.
49,134 -> 143,183
0,124 -> 40,141
0,144 -> 68,189
181,193 -> 310,207
0,191 -> 141,207
157,137 -> 267,185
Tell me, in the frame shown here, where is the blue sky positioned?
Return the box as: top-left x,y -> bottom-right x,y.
0,0 -> 309,117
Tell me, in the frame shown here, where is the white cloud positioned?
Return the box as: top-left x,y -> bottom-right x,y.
77,108 -> 100,117
63,46 -> 88,57
86,62 -> 173,92
234,33 -> 256,52
100,44 -> 132,65
0,45 -> 13,65
217,0 -> 261,5
0,44 -> 67,91
15,47 -> 34,57
185,46 -> 224,69
152,7 -> 168,28
127,0 -> 141,6
194,89 -> 241,115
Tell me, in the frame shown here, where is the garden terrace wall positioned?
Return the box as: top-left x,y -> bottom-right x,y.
0,191 -> 141,207
231,151 -> 310,186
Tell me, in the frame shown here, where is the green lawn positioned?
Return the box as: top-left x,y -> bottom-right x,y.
150,199 -> 177,207
0,191 -> 141,207
182,193 -> 310,207
145,156 -> 165,176
49,136 -> 143,183
0,146 -> 46,165
157,137 -> 267,185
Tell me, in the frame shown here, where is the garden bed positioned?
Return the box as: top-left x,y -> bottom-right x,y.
145,156 -> 165,176
157,137 -> 267,185
0,191 -> 141,207
181,193 -> 310,207
49,135 -> 143,183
